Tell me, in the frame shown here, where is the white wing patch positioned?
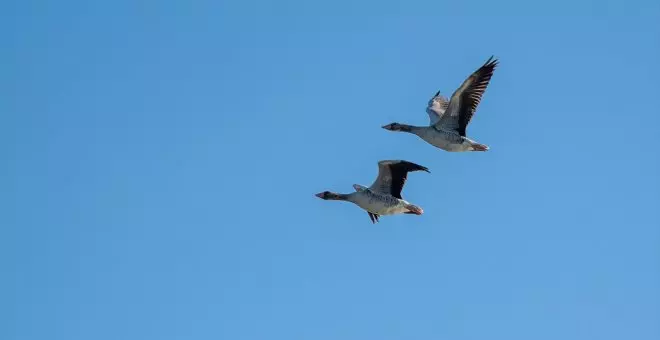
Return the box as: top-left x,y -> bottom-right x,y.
426,92 -> 450,125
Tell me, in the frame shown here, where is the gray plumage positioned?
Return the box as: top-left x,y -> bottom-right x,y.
383,56 -> 498,152
316,160 -> 429,224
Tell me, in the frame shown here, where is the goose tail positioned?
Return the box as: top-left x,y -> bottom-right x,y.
471,142 -> 489,151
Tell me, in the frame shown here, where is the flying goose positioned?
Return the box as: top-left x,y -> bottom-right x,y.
382,56 -> 498,152
315,160 -> 430,223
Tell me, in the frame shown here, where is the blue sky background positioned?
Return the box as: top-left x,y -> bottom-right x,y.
3,0 -> 660,339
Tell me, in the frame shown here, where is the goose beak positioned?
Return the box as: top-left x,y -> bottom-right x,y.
315,192 -> 324,198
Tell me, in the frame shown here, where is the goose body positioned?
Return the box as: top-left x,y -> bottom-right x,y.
350,184 -> 419,216
399,125 -> 485,152
383,56 -> 498,152
325,187 -> 417,216
316,160 -> 429,223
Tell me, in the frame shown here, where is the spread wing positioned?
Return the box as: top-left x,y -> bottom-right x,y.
435,56 -> 498,136
369,160 -> 430,199
426,91 -> 450,125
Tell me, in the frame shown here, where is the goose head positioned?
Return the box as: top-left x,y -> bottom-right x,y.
315,191 -> 344,200
382,122 -> 409,132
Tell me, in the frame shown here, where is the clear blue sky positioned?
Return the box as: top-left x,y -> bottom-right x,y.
3,0 -> 659,339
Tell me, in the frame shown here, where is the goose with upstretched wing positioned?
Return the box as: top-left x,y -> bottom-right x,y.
316,160 -> 429,224
383,56 -> 498,152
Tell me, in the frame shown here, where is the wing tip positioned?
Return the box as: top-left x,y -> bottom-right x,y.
483,55 -> 499,69
417,164 -> 431,173
378,160 -> 430,173
403,160 -> 431,173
